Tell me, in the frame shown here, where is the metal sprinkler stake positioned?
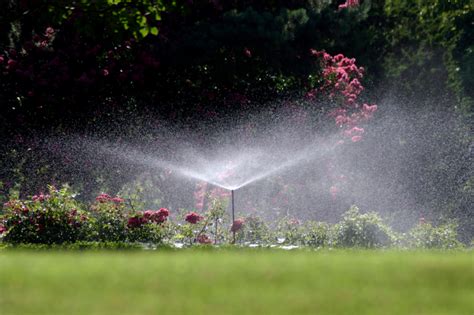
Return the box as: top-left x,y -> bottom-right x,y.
231,189 -> 235,244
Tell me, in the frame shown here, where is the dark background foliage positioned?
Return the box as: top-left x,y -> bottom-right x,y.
0,0 -> 472,240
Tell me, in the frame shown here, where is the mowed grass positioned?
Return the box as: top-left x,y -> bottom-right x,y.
0,249 -> 473,315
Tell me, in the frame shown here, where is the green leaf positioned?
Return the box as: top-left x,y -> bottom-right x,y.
150,26 -> 159,35
139,27 -> 149,37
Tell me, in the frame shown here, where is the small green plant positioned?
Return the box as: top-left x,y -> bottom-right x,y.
275,217 -> 304,245
235,214 -> 273,245
334,206 -> 395,248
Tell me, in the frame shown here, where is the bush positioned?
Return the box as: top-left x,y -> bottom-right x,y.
275,218 -> 330,247
301,221 -> 331,247
125,209 -> 170,244
1,186 -> 90,244
407,222 -> 462,249
88,194 -> 128,242
235,214 -> 273,245
334,206 -> 395,248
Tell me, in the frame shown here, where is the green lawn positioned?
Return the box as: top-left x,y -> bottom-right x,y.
0,249 -> 473,315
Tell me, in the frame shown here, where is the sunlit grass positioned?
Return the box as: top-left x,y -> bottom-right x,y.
0,249 -> 472,315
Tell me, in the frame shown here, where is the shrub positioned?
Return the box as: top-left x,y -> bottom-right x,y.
334,206 -> 394,248
89,194 -> 128,242
407,222 -> 462,249
126,209 -> 170,244
1,186 -> 90,244
275,217 -> 304,245
235,214 -> 273,245
301,221 -> 331,247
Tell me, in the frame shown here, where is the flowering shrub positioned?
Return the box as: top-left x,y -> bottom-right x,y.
126,208 -> 170,243
89,193 -> 128,242
407,222 -> 461,249
309,50 -> 378,142
333,206 -> 395,248
0,188 -> 464,249
1,186 -> 90,244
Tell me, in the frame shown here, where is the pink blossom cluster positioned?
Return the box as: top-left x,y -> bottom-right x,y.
338,0 -> 360,10
185,211 -> 204,224
32,194 -> 50,202
127,208 -> 170,228
309,49 -> 378,142
95,193 -> 125,204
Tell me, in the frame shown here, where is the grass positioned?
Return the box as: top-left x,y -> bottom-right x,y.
0,249 -> 473,315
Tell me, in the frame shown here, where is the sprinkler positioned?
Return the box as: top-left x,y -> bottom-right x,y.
231,189 -> 235,243
231,190 -> 235,222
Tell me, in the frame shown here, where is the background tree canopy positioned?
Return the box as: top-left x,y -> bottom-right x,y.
0,0 -> 472,240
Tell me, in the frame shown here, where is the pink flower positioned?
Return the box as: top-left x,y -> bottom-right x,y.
32,194 -> 50,202
344,126 -> 364,137
351,135 -> 362,142
185,212 -> 203,224
127,215 -> 145,228
231,218 -> 245,232
0,55 -> 4,64
309,48 -> 321,56
156,208 -> 170,221
338,0 -> 360,10
362,103 -> 378,114
0,224 -> 6,234
102,69 -> 110,76
7,59 -> 17,70
330,186 -> 339,199
305,90 -> 316,99
96,193 -> 112,203
45,27 -> 55,36
243,47 -> 252,58
112,197 -> 124,203
143,210 -> 155,220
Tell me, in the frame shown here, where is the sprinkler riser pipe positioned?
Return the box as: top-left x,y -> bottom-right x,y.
231,189 -> 235,244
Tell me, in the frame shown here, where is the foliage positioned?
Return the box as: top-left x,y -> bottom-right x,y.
301,221 -> 331,247
275,217 -> 330,247
406,221 -> 462,249
235,214 -> 273,245
0,241 -> 143,251
89,194 -> 128,242
0,192 -> 466,249
1,185 -> 90,244
381,0 -> 473,112
333,205 -> 395,248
